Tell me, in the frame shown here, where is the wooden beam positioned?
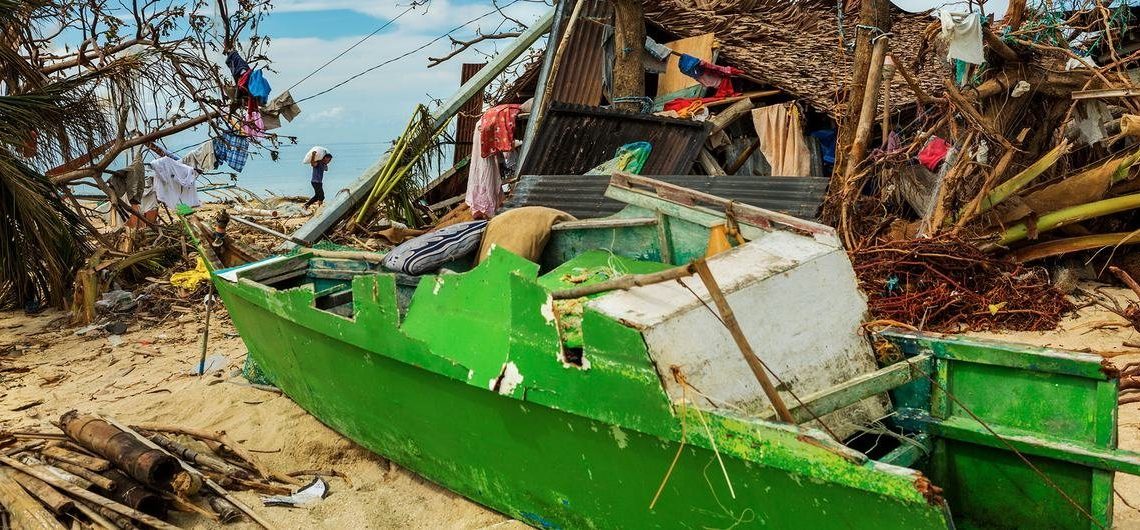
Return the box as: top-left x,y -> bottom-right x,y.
288,9 -> 556,246
762,354 -> 932,423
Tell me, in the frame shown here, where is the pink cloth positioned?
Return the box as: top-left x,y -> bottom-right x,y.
243,108 -> 265,138
466,123 -> 502,219
918,137 -> 951,171
479,104 -> 522,158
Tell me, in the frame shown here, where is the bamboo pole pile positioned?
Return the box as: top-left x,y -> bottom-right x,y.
821,2 -> 1140,330
0,411 -> 335,529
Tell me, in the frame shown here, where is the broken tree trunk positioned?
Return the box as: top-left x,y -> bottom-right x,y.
0,468 -> 67,530
611,0 -> 646,113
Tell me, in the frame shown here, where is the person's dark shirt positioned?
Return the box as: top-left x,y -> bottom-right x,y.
311,160 -> 328,183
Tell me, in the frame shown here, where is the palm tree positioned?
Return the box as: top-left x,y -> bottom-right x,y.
0,0 -> 111,310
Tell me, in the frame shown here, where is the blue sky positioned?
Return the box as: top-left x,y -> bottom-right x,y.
166,0 -> 1004,195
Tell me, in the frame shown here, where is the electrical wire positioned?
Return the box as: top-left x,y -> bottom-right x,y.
296,0 -> 527,104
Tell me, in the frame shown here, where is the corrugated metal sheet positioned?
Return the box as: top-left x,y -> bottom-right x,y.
519,102 -> 709,176
549,17 -> 607,106
503,174 -> 829,220
454,63 -> 485,165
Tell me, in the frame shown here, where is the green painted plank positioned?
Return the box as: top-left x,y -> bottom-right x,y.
762,354 -> 933,423
928,416 -> 1140,476
879,434 -> 932,468
880,331 -> 1112,381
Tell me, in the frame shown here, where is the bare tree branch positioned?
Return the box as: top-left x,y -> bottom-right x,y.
428,32 -> 522,68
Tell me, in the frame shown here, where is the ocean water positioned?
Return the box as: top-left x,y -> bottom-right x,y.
216,141 -> 391,198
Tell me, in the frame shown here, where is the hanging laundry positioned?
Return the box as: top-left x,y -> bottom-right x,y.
247,69 -> 272,105
466,124 -> 502,219
751,103 -> 812,177
179,141 -> 218,172
600,26 -> 675,98
243,108 -> 266,138
809,129 -> 837,165
937,11 -> 985,65
213,132 -> 250,172
917,136 -> 952,171
265,91 -> 302,122
479,104 -> 522,159
147,156 -> 200,208
225,51 -> 250,80
261,112 -> 282,131
677,53 -> 744,91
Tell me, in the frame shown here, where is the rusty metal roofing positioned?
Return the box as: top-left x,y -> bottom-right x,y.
548,17 -> 607,106
453,63 -> 485,165
502,174 -> 829,220
518,102 -> 709,176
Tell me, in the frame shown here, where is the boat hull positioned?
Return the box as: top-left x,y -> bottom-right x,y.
214,262 -> 949,529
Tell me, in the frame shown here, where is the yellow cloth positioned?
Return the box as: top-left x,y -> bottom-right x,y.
170,257 -> 210,290
751,103 -> 812,177
477,207 -> 576,263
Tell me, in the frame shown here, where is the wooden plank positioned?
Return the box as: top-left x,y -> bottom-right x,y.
288,9 -> 556,247
928,417 -> 1140,476
551,217 -> 657,231
657,33 -> 716,94
761,354 -> 933,423
0,468 -> 66,529
1072,88 -> 1140,100
878,434 -> 932,468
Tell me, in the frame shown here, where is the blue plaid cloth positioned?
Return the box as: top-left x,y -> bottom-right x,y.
213,132 -> 249,172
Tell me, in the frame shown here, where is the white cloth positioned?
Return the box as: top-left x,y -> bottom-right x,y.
302,146 -> 328,165
147,156 -> 200,208
179,142 -> 217,172
464,124 -> 502,218
938,11 -> 985,65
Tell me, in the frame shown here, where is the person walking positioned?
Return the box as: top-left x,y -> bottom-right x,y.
304,150 -> 332,209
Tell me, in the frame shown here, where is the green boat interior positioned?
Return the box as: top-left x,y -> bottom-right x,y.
207,174 -> 1140,529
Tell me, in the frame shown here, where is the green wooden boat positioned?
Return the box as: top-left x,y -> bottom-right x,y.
200,174 -> 1140,529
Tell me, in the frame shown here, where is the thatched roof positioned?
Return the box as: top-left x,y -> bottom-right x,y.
643,0 -> 945,115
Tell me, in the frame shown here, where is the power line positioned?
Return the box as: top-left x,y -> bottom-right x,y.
296,0 -> 527,104
281,1 -> 427,94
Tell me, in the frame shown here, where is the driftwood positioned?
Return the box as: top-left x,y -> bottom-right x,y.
45,459 -> 118,491
0,468 -> 67,530
146,432 -> 249,478
41,446 -> 112,472
130,423 -> 279,483
8,468 -> 75,514
0,455 -> 178,530
73,499 -> 136,530
551,263 -> 697,299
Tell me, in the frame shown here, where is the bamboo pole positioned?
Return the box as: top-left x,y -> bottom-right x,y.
989,193 -> 1140,248
975,141 -> 1069,216
41,446 -> 112,473
692,260 -> 794,423
550,263 -> 696,300
888,53 -> 936,104
72,500 -> 126,530
105,419 -> 276,530
1009,232 -> 1140,262
303,248 -> 386,264
43,460 -> 117,491
8,468 -> 75,514
0,468 -> 67,530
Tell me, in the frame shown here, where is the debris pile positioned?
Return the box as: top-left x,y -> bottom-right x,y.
853,236 -> 1072,331
0,411 -> 338,529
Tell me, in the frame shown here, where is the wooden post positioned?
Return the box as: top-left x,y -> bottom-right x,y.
692,260 -> 794,423
611,0 -> 646,112
0,468 -> 67,530
836,0 -> 892,171
844,36 -> 890,180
